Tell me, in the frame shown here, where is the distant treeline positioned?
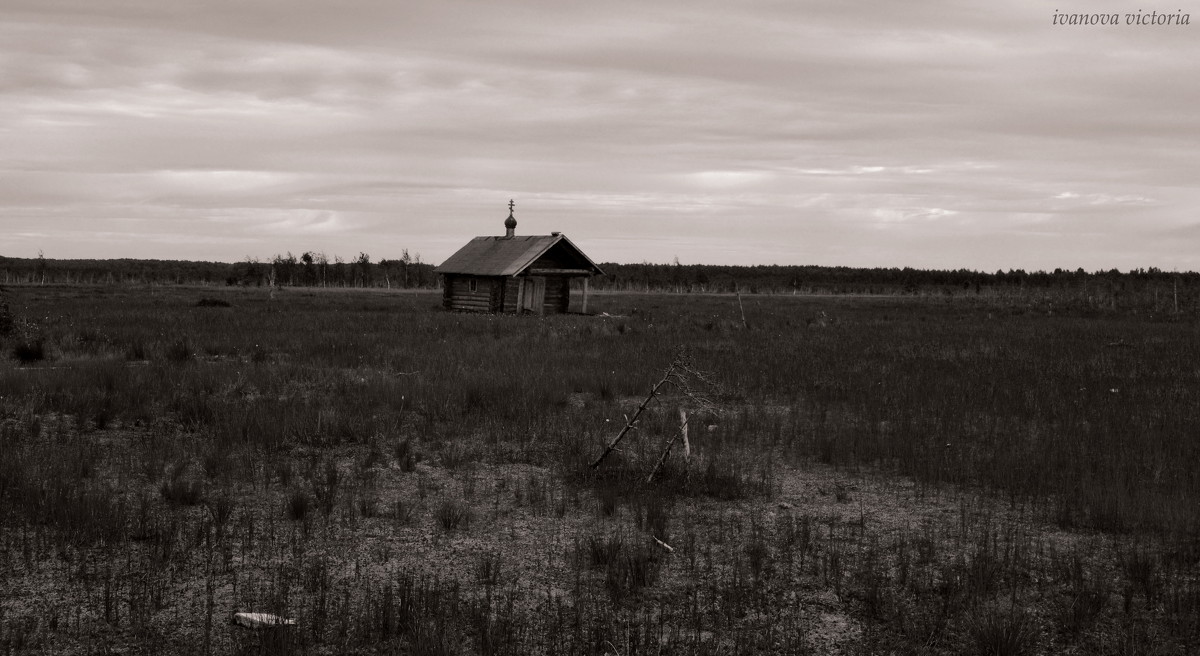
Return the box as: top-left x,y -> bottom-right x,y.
592,262 -> 1200,296
2,255 -> 1198,311
0,252 -> 438,289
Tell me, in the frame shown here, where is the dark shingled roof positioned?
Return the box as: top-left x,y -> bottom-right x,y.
435,234 -> 604,277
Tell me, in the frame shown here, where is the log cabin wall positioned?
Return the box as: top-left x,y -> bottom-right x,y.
443,275 -> 500,312
503,278 -> 521,313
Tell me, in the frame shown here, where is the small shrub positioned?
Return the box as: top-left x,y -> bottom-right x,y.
597,378 -> 616,401
597,486 -> 620,517
164,339 -> 192,363
745,525 -> 771,583
393,499 -> 416,524
207,494 -> 235,534
524,474 -> 547,512
635,494 -> 671,543
361,441 -> 387,470
698,459 -> 749,500
588,534 -> 625,569
604,543 -> 662,603
274,460 -> 294,487
395,438 -> 419,472
435,497 -> 472,532
440,443 -> 479,471
160,477 -> 203,506
287,490 -> 312,521
1058,574 -> 1109,636
12,339 -> 45,364
1120,546 -> 1163,608
834,482 -> 851,503
967,607 -> 1040,656
312,457 -> 340,515
196,297 -> 231,308
357,495 -> 380,518
475,551 -> 505,586
200,449 -> 228,480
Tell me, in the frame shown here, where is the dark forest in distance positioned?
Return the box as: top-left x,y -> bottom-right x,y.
2,255 -> 1198,312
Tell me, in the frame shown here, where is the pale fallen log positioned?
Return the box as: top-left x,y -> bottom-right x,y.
231,612 -> 296,629
645,407 -> 690,483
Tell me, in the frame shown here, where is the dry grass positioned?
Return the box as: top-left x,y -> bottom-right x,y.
0,285 -> 1198,654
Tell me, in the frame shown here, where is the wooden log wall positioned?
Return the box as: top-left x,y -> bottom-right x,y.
503,278 -> 521,313
443,275 -> 500,312
441,274 -> 578,313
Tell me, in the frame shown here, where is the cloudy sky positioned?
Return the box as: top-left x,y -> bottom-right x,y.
2,1 -> 1197,271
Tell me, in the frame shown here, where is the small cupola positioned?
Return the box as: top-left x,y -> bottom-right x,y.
504,199 -> 517,238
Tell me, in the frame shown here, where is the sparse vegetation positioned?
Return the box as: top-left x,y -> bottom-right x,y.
0,284 -> 1198,654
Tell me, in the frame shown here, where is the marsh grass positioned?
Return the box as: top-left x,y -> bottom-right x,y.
1,286 -> 1199,654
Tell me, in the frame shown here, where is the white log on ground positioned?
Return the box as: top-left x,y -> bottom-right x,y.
679,408 -> 690,460
232,612 -> 297,629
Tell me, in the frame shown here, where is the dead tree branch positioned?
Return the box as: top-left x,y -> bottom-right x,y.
590,364 -> 678,470
591,348 -> 721,471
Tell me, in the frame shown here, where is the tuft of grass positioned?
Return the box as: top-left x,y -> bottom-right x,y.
159,476 -> 203,506
1058,574 -> 1109,636
287,490 -> 312,521
1119,545 -> 1163,609
313,457 -> 341,515
588,534 -> 625,569
440,443 -> 479,471
604,542 -> 662,603
160,462 -> 203,506
634,494 -> 671,543
435,497 -> 472,532
357,495 -> 380,518
834,482 -> 851,503
581,532 -> 663,603
967,607 -> 1040,656
395,438 -> 419,472
392,499 -> 416,524
475,551 -> 505,587
164,339 -> 192,363
11,339 -> 45,364
207,494 -> 235,535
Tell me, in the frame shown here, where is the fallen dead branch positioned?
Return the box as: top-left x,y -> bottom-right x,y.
591,348 -> 719,472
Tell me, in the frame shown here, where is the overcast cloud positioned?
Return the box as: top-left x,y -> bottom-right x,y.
1,0 -> 1197,270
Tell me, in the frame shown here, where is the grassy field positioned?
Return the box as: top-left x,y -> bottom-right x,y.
1,284 -> 1199,655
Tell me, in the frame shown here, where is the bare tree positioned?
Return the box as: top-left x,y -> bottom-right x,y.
316,251 -> 328,287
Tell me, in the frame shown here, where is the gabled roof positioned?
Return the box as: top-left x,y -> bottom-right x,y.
436,234 -> 604,277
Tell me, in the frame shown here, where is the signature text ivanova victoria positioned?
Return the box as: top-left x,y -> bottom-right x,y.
1052,9 -> 1190,25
